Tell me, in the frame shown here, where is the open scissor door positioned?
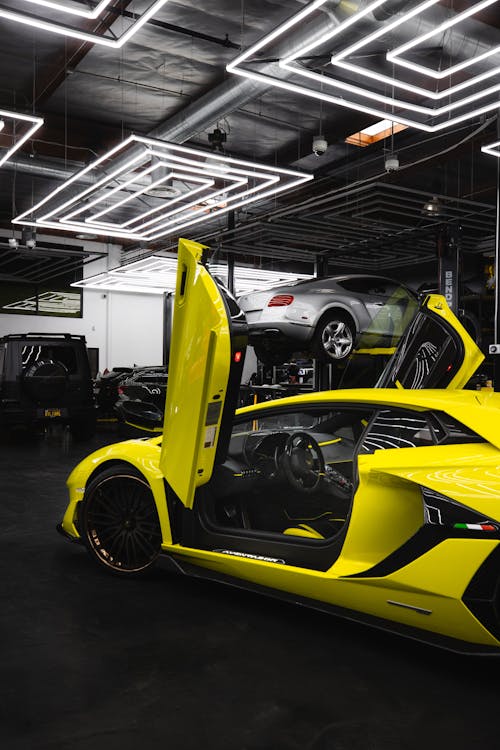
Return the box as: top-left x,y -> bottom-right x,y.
159,238 -> 247,508
377,294 -> 483,390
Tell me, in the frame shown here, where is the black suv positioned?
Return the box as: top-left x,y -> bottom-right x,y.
0,332 -> 96,440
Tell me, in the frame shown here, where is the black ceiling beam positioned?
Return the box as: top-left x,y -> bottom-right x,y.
107,7 -> 240,50
33,0 -> 136,106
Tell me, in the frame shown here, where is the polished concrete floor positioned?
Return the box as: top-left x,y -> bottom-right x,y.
1,426 -> 500,750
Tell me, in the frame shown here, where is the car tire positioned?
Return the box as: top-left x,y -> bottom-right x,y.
80,464 -> 162,575
312,312 -> 355,363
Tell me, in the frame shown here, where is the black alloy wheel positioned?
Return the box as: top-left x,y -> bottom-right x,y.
81,465 -> 162,574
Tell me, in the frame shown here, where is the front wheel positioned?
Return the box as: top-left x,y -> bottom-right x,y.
312,313 -> 355,362
80,464 -> 162,575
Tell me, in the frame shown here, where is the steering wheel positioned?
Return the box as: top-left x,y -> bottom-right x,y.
280,432 -> 325,493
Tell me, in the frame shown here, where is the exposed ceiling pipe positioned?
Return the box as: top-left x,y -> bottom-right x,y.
6,1 -> 499,188
3,153 -> 93,182
5,1 -> 347,184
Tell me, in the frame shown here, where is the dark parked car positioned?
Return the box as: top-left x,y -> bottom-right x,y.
114,366 -> 168,434
94,366 -> 135,416
0,332 -> 96,439
238,274 -> 417,365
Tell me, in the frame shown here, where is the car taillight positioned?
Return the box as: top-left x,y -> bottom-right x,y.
268,294 -> 294,307
117,386 -> 124,395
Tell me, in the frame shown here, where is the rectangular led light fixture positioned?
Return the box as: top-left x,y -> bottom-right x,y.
72,256 -> 314,295
227,0 -> 500,133
0,108 -> 43,169
14,134 -> 312,241
1,0 -> 170,48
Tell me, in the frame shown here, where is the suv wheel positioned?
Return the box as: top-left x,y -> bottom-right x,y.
22,359 -> 69,401
312,312 -> 355,362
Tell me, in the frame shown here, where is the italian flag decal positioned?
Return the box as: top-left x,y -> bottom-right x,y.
454,522 -> 497,531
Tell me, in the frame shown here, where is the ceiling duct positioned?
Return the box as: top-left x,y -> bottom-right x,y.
6,2 -> 500,192
145,155 -> 181,199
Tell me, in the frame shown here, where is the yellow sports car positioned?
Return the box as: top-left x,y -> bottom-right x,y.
58,239 -> 500,654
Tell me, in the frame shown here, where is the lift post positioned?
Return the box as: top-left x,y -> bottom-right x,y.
437,221 -> 461,316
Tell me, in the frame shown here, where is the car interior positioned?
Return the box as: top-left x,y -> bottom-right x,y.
201,407 -> 373,542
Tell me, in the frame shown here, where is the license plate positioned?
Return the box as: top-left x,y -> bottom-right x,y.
44,408 -> 61,418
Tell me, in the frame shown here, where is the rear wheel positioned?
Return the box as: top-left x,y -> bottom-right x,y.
312,312 -> 355,363
80,464 -> 162,575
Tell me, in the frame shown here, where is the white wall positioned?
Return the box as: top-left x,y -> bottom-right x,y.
0,234 -> 164,371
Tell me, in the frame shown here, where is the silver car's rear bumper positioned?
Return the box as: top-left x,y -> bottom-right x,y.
248,321 -> 313,347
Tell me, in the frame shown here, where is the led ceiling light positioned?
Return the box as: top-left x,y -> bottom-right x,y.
0,0 -> 170,48
72,256 -> 314,295
0,108 -> 43,169
481,140 -> 500,158
20,0 -> 114,19
227,0 -> 500,132
14,135 -> 312,241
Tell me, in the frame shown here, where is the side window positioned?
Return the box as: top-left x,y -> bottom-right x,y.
430,412 -> 484,445
378,313 -> 462,389
21,345 -> 78,374
0,344 -> 5,380
360,409 -> 434,453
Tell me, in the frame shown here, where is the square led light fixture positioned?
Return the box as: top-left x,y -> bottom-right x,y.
0,0 -> 170,48
72,256 -> 314,295
14,134 -> 312,241
0,108 -> 43,168
227,0 -> 500,132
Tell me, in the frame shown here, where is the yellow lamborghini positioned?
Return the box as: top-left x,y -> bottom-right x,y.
58,238 -> 500,654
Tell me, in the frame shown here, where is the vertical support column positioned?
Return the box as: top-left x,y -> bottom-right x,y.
313,255 -> 331,390
494,145 -> 500,390
315,254 -> 329,278
438,221 -> 461,315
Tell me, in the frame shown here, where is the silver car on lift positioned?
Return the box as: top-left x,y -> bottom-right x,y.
238,275 -> 417,365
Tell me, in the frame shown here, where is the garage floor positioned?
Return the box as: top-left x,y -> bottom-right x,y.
1,427 -> 500,750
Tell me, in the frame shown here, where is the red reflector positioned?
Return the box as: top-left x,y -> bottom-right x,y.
446,364 -> 453,372
234,351 -> 242,363
268,294 -> 294,307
